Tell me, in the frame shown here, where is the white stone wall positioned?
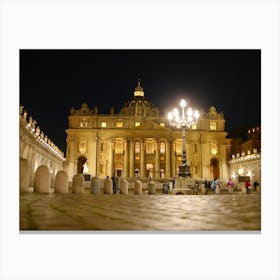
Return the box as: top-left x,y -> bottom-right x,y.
229,153 -> 261,186
19,108 -> 65,189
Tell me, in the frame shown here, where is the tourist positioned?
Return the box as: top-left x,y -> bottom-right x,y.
111,176 -> 117,194
245,179 -> 251,194
211,178 -> 218,194
253,181 -> 259,191
169,179 -> 173,193
227,178 -> 234,190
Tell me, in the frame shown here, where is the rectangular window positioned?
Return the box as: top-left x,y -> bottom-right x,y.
135,142 -> 140,153
101,122 -> 107,128
115,142 -> 123,154
192,124 -> 197,130
80,118 -> 88,128
210,121 -> 216,130
116,121 -> 123,128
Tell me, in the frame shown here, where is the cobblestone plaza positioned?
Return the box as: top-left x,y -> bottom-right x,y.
20,191 -> 261,231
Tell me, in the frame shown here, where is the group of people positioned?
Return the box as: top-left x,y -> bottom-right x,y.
210,178 -> 259,195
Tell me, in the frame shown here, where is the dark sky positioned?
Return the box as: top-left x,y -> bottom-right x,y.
20,50 -> 261,154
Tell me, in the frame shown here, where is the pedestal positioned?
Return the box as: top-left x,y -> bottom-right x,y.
178,164 -> 191,177
172,177 -> 195,195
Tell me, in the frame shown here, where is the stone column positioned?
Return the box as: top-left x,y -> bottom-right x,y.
165,140 -> 171,178
123,138 -> 128,178
88,136 -> 97,177
108,139 -> 114,177
171,140 -> 176,178
140,139 -> 145,178
68,137 -> 76,179
129,138 -> 135,177
155,139 -> 160,179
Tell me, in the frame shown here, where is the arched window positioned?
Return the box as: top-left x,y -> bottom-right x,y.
160,142 -> 165,154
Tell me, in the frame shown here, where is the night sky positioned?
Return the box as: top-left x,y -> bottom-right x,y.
20,50 -> 261,154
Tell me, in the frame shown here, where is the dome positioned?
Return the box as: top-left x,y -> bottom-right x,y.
120,80 -> 159,116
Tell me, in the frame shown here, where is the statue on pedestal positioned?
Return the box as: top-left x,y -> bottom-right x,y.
83,161 -> 89,174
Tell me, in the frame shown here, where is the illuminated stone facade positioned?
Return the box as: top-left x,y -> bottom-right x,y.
65,81 -> 232,181
19,106 -> 65,190
228,127 -> 261,185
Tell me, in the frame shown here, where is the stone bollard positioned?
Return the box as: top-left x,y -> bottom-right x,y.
241,185 -> 247,194
54,171 -> 69,193
200,183 -> 206,195
120,178 -> 128,194
215,184 -> 220,194
104,177 -> 113,194
148,181 -> 156,194
34,165 -> 51,193
72,174 -> 84,193
20,158 -> 30,193
91,177 -> 101,194
134,180 -> 142,194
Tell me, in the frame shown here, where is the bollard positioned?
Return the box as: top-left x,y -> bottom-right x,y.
72,174 -> 84,193
91,177 -> 101,194
200,183 -> 206,195
54,171 -> 69,193
120,178 -> 128,194
148,181 -> 156,194
241,185 -> 247,194
215,184 -> 220,194
34,165 -> 51,193
134,180 -> 142,194
104,177 -> 113,194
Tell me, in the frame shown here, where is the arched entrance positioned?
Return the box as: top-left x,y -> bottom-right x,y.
210,158 -> 220,179
77,156 -> 87,174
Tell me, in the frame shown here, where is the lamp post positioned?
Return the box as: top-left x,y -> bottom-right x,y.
167,99 -> 200,177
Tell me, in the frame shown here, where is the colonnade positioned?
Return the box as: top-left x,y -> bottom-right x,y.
105,137 -> 175,179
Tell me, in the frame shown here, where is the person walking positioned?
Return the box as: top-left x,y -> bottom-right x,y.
111,176 -> 117,194
211,178 -> 218,194
253,181 -> 259,191
245,179 -> 251,194
227,178 -> 234,191
169,179 -> 173,193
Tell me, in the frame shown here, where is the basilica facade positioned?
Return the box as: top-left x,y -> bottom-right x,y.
65,81 -> 232,182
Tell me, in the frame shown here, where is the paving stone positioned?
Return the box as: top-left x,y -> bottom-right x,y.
20,192 -> 261,231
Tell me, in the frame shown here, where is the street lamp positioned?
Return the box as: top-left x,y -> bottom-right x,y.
167,99 -> 200,177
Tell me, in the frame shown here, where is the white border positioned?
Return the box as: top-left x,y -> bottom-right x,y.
1,1 -> 279,279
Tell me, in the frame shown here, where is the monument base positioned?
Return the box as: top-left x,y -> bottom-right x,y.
172,176 -> 196,195
178,164 -> 191,177
83,174 -> 91,181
